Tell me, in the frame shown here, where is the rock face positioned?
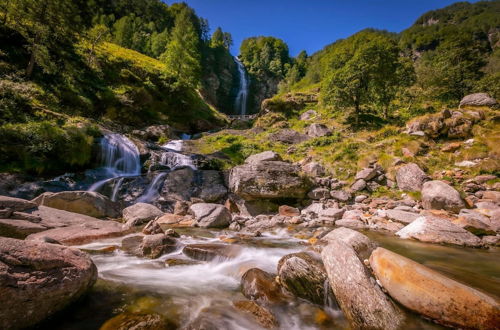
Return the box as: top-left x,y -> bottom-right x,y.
0,195 -> 37,211
370,248 -> 500,329
277,252 -> 327,305
396,216 -> 482,247
122,203 -> 164,227
241,268 -> 286,304
229,157 -> 310,200
306,123 -> 331,137
321,230 -> 404,330
32,191 -> 120,218
421,181 -> 465,213
0,237 -> 97,329
189,203 -> 231,228
396,163 -> 428,191
460,93 -> 497,108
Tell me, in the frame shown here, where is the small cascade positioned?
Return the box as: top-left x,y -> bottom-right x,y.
234,57 -> 249,115
88,133 -> 141,192
160,138 -> 196,170
136,172 -> 167,203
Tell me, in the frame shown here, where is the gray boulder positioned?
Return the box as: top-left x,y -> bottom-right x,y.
269,129 -> 309,144
351,179 -> 367,192
123,203 -> 164,227
245,151 -> 282,164
396,163 -> 429,192
198,170 -> 228,202
308,187 -> 330,200
306,123 -> 331,137
300,109 -> 318,121
459,93 -> 497,108
355,168 -> 378,181
330,190 -> 352,202
189,203 -> 231,228
421,180 -> 465,213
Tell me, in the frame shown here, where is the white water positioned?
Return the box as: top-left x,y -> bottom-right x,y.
136,172 -> 167,203
234,57 -> 249,115
161,138 -> 196,170
88,134 -> 141,193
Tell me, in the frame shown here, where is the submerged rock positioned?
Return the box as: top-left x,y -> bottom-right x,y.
123,203 -> 164,228
233,300 -> 278,329
0,237 -> 97,329
100,312 -> 172,330
370,247 -> 500,329
241,268 -> 287,305
421,180 -> 465,213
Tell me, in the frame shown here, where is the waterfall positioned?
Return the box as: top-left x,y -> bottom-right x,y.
136,172 -> 167,203
234,57 -> 249,115
89,133 -> 141,192
161,137 -> 195,170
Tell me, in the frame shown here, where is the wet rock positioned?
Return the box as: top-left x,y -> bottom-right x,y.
421,181 -> 465,213
459,92 -> 497,108
241,268 -> 287,305
161,167 -> 195,201
330,190 -> 352,202
165,258 -> 201,267
453,209 -> 496,235
156,213 -> 186,225
279,205 -> 300,217
245,151 -> 282,164
321,227 -> 378,260
370,247 -> 500,329
384,209 -> 420,224
350,179 -> 366,192
100,312 -> 172,330
189,203 -> 231,228
0,195 -> 37,211
277,252 -> 328,305
141,234 -> 177,259
308,187 -> 330,200
306,123 -> 331,137
396,216 -> 482,247
0,219 -> 46,239
321,239 -> 404,330
396,163 -> 429,192
233,300 -> 278,329
32,191 -> 120,218
123,203 -> 164,227
0,237 -> 97,329
142,220 -> 164,235
185,304 -> 262,330
183,244 -> 242,261
165,228 -> 180,238
121,235 -> 144,255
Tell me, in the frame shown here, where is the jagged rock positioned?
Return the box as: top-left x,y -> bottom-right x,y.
32,191 -> 120,218
306,123 -> 331,137
396,163 -> 429,192
396,216 -> 482,247
308,187 -> 330,200
459,93 -> 497,108
245,151 -> 282,164
330,190 -> 352,202
233,300 -> 278,329
123,203 -> 164,227
0,219 -> 46,239
302,162 -> 325,177
355,168 -> 378,181
278,205 -> 300,217
421,181 -> 465,213
229,160 -> 310,200
0,195 -> 36,211
351,179 -> 366,192
269,129 -> 309,144
277,252 -> 328,305
370,248 -> 500,329
142,220 -> 164,235
321,234 -> 404,330
0,238 -> 97,329
189,203 -> 231,228
183,244 -> 242,261
241,268 -> 287,304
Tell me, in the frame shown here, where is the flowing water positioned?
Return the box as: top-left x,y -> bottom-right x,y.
234,57 -> 249,115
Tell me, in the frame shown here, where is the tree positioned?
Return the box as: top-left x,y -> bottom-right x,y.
210,27 -> 225,48
85,24 -> 110,67
160,7 -> 201,87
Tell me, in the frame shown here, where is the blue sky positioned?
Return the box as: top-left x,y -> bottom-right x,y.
166,1 -> 480,56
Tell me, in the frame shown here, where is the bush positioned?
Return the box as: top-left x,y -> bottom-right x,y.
0,80 -> 38,124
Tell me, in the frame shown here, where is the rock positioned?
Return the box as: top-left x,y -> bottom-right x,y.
229,161 -> 310,200
233,300 -> 278,329
355,168 -> 378,181
355,195 -> 368,203
321,240 -> 404,330
183,244 -> 242,261
9,211 -> 42,222
302,161 -> 326,177
483,190 -> 500,203
300,109 -> 318,121
0,237 -> 97,329
459,93 -> 497,108
32,191 -> 120,218
245,151 -> 282,164
156,213 -> 186,225
351,179 -> 366,192
161,167 -> 195,201
318,207 -> 345,221
384,209 -> 420,224
396,216 -> 482,247
321,227 -> 377,260
301,202 -> 324,216
189,203 -> 231,228
277,252 -> 328,305
421,181 -> 465,213
173,200 -> 190,215
141,234 -> 177,259
0,219 -> 47,239
308,187 -> 330,200
330,190 -> 352,202
142,220 -> 164,235
306,123 -> 331,137
241,268 -> 287,304
198,170 -> 228,202
185,304 -> 261,330
269,129 -> 309,144
370,247 -> 500,329
279,205 -> 300,217
482,235 -> 500,246
121,235 -> 144,255
396,163 -> 429,191
123,203 -> 164,227
100,312 -> 171,330
455,209 -> 496,235
0,195 -> 37,211
441,142 -> 461,152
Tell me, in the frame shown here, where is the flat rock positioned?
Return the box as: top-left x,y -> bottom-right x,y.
384,209 -> 420,224
0,219 -> 47,239
0,237 -> 97,329
421,181 -> 465,213
396,216 -> 482,247
183,243 -> 242,261
355,168 -> 378,181
0,195 -> 37,211
370,248 -> 500,329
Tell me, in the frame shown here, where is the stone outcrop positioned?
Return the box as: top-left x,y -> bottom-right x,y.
122,203 -> 164,227
32,191 -> 120,218
396,163 -> 428,192
189,203 -> 231,228
0,238 -> 97,329
370,248 -> 500,329
460,93 -> 497,108
421,180 -> 465,213
0,195 -> 37,211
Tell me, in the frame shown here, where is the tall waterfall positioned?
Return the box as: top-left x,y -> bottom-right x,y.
234,57 -> 249,115
89,133 -> 141,193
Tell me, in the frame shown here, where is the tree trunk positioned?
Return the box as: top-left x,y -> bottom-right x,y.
26,48 -> 36,78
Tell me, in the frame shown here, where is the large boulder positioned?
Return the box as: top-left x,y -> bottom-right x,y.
32,191 -> 120,218
161,167 -> 195,201
0,238 -> 97,329
123,203 -> 164,227
370,248 -> 500,329
189,203 -> 231,228
0,195 -> 37,211
421,181 -> 465,213
197,171 -> 228,202
321,227 -> 378,260
396,163 -> 429,192
306,123 -> 331,137
459,93 -> 497,108
229,160 -> 310,200
321,230 -> 404,330
396,215 -> 482,247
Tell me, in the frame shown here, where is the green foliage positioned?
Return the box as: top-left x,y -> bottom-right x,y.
0,80 -> 39,124
240,36 -> 291,78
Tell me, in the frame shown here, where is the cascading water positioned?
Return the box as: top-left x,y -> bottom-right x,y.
88,133 -> 141,195
136,172 -> 167,203
234,57 -> 249,115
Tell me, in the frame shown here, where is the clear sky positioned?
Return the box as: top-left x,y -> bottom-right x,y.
165,1 -> 480,57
